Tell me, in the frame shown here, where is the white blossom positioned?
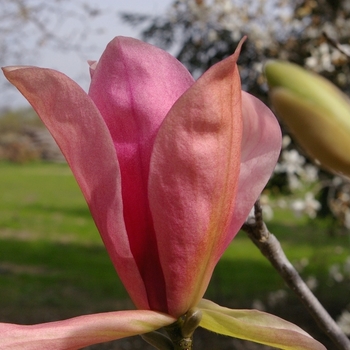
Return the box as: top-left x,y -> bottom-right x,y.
267,289 -> 288,307
337,310 -> 350,335
291,192 -> 321,218
344,257 -> 350,277
275,149 -> 306,176
260,194 -> 274,221
305,276 -> 318,290
329,264 -> 344,283
301,164 -> 318,183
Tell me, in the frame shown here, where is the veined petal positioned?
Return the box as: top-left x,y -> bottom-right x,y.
224,92 -> 282,248
148,40 -> 245,317
0,310 -> 176,350
88,37 -> 194,312
2,66 -> 149,309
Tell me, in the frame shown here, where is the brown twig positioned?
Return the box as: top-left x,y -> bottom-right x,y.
241,200 -> 350,350
323,31 -> 350,60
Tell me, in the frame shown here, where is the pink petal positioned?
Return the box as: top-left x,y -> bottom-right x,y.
0,310 -> 175,350
148,40 -> 245,317
2,66 -> 149,309
88,37 -> 194,312
224,92 -> 282,248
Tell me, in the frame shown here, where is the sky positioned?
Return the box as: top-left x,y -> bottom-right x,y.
1,0 -> 173,109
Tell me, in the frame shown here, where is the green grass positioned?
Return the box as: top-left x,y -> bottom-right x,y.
0,162 -> 97,241
0,162 -> 131,323
0,161 -> 349,328
208,220 -> 350,307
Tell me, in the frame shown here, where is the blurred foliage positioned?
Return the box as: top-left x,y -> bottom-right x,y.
121,0 -> 350,230
0,0 -> 109,108
0,108 -> 43,132
121,0 -> 350,101
0,0 -> 103,63
0,109 -> 63,163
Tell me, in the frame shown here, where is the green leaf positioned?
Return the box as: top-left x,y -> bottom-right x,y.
198,299 -> 326,350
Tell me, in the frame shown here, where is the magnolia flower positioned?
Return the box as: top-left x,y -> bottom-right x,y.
1,37 -> 325,350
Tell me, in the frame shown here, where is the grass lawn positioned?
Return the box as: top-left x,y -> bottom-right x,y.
0,161 -> 349,348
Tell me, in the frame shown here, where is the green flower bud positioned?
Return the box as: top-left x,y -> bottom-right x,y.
265,60 -> 350,177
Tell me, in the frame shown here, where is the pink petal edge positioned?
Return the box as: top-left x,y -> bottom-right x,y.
224,91 -> 282,250
88,37 -> 195,313
149,39 -> 245,316
1,66 -> 149,310
0,310 -> 176,350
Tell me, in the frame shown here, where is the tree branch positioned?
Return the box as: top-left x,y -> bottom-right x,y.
241,200 -> 350,350
323,31 -> 350,60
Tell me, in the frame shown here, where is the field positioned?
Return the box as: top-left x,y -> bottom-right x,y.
0,161 -> 349,349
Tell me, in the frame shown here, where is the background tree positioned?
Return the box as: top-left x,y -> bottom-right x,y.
0,0 -> 109,111
0,0 -> 103,63
121,0 -> 350,228
0,0 -> 108,162
121,0 -> 350,99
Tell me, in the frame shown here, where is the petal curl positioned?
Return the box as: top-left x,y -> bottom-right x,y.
0,310 -> 175,350
148,40 -> 244,316
224,92 -> 282,248
2,66 -> 149,309
88,37 -> 194,312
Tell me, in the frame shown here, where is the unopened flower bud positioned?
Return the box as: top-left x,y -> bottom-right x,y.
265,60 -> 350,177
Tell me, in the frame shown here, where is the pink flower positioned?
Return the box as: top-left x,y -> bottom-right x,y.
2,36 -> 281,347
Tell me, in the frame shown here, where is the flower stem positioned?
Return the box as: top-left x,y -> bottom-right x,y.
165,319 -> 193,350
141,331 -> 174,350
163,308 -> 201,350
242,200 -> 350,350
